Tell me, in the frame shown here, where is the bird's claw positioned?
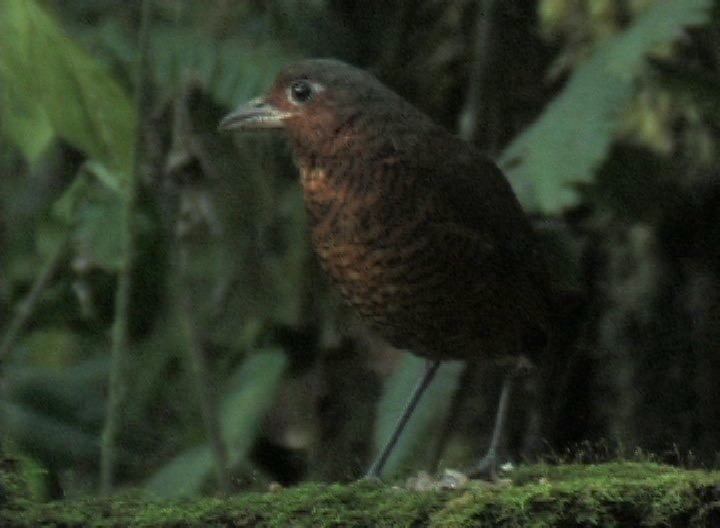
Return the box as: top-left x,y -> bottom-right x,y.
469,454 -> 502,481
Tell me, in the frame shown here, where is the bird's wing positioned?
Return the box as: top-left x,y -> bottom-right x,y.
420,142 -> 538,270
419,140 -> 551,336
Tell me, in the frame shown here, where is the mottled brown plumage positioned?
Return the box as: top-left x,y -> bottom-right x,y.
220,58 -> 550,478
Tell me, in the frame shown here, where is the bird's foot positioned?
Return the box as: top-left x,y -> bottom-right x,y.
468,452 -> 506,481
362,469 -> 383,483
406,469 -> 470,491
361,474 -> 384,486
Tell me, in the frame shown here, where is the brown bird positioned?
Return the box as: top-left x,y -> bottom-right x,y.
220,59 -> 550,479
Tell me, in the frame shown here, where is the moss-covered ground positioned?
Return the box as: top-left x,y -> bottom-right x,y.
2,461 -> 720,526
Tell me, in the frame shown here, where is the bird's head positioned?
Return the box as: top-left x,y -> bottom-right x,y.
219,59 -> 429,159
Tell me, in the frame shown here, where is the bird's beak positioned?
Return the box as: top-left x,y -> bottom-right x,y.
218,97 -> 293,131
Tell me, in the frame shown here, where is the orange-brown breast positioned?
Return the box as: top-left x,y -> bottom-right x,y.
298,159 -> 533,361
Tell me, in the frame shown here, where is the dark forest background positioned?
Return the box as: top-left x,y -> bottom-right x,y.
1,0 -> 720,500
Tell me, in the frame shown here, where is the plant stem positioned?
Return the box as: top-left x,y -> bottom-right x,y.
177,245 -> 230,494
0,234 -> 69,367
458,0 -> 497,142
99,0 -> 152,495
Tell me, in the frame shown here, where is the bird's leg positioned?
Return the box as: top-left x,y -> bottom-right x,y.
365,359 -> 441,479
470,372 -> 515,480
471,358 -> 533,480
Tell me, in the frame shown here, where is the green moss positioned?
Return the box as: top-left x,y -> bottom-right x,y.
0,458 -> 30,508
2,462 -> 720,527
433,463 -> 720,527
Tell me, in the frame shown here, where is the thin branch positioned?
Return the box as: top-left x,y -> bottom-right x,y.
457,0 -> 497,142
177,244 -> 230,494
99,0 -> 152,495
166,66 -> 230,494
0,234 -> 69,366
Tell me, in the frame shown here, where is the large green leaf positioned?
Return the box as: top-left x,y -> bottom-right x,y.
1,401 -> 101,465
373,355 -> 464,477
501,0 -> 712,213
145,349 -> 288,498
0,0 -> 136,175
150,28 -> 294,108
0,0 -> 138,271
2,357 -> 109,465
0,80 -> 54,163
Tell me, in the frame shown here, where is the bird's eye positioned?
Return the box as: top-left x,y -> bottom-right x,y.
289,80 -> 313,104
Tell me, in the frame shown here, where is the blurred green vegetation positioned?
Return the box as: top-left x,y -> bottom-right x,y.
1,0 -> 720,501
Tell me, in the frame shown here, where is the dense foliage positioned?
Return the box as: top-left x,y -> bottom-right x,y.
1,0 -> 719,500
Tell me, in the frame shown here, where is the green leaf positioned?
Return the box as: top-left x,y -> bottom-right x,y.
73,193 -> 131,272
501,0 -> 712,214
143,445 -> 214,499
0,80 -> 54,162
373,355 -> 464,477
52,163 -> 131,272
0,0 -> 136,174
5,358 -> 109,432
144,349 -> 288,498
150,28 -> 295,108
218,349 -> 288,450
2,357 -> 118,472
0,401 -> 101,466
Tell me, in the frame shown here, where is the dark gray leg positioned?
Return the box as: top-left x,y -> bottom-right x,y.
365,359 -> 441,479
471,372 -> 515,480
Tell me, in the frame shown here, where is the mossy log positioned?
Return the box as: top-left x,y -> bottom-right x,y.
2,461 -> 720,527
